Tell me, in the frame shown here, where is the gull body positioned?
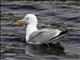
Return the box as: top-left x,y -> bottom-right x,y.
16,14 -> 66,44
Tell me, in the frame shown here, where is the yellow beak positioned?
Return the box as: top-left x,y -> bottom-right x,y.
16,19 -> 25,25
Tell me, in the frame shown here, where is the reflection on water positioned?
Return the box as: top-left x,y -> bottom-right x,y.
1,42 -> 80,60
25,43 -> 80,59
25,43 -> 65,55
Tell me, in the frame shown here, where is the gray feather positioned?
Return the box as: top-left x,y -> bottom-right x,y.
28,29 -> 61,44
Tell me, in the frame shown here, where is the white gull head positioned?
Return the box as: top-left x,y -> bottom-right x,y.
23,14 -> 38,42
23,14 -> 38,25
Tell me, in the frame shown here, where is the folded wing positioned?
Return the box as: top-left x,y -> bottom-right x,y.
28,29 -> 62,44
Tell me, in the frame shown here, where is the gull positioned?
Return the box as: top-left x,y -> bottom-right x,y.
16,14 -> 67,44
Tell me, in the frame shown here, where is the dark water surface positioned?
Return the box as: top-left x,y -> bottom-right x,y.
1,1 -> 80,60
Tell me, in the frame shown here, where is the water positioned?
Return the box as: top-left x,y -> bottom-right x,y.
1,1 -> 80,60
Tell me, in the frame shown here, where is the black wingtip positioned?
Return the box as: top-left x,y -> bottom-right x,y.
60,30 -> 69,35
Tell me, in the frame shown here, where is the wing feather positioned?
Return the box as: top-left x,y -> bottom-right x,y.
28,29 -> 61,44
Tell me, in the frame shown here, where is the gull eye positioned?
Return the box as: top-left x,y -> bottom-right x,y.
26,17 -> 29,19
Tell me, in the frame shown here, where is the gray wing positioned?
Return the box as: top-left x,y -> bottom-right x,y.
28,29 -> 61,44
